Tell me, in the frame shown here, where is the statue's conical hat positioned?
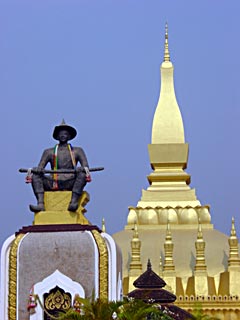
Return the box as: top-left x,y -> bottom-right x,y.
53,119 -> 77,140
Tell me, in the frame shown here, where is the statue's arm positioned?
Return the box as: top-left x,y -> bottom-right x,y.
38,149 -> 53,169
75,147 -> 89,168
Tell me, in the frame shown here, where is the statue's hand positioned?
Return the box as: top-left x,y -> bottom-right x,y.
84,167 -> 91,183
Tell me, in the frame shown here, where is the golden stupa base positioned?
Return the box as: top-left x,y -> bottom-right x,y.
33,191 -> 90,225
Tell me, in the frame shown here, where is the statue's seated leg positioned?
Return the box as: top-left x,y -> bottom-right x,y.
29,194 -> 45,212
29,175 -> 52,212
68,193 -> 80,212
68,172 -> 87,212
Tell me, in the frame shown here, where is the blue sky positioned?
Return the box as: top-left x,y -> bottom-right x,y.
0,0 -> 240,248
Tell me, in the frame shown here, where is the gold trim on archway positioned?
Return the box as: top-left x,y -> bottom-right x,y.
91,230 -> 108,300
8,233 -> 25,320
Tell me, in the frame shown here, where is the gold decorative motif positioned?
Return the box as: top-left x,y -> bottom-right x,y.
91,230 -> 108,300
8,234 -> 25,320
45,289 -> 71,310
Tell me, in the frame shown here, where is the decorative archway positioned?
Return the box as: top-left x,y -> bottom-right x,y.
30,269 -> 85,320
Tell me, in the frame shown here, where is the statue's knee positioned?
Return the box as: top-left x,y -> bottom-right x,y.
76,172 -> 86,183
77,170 -> 85,178
32,173 -> 41,184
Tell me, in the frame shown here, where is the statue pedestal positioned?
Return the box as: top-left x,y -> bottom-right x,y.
0,189 -> 123,319
34,191 -> 90,225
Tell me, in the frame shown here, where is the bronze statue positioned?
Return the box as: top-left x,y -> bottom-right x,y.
24,121 -> 91,212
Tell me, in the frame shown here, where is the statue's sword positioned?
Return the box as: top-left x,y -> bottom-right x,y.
19,167 -> 104,174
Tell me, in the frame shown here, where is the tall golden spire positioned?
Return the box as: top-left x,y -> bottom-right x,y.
151,24 -> 184,144
228,217 -> 240,268
128,24 -> 210,228
164,23 -> 170,62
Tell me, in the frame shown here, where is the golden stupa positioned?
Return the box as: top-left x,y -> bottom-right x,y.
113,25 -> 240,320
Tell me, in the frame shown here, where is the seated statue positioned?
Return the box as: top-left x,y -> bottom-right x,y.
29,121 -> 91,213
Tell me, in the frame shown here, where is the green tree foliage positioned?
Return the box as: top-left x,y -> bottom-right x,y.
35,294 -> 220,320
56,297 -> 175,320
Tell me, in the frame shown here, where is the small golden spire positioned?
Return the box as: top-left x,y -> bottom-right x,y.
159,254 -> 163,277
133,221 -> 139,238
164,22 -> 170,62
102,218 -> 106,233
129,222 -> 142,272
228,217 -> 240,268
197,218 -> 203,239
163,221 -> 175,272
231,217 -> 236,237
166,219 -> 171,239
194,220 -> 207,272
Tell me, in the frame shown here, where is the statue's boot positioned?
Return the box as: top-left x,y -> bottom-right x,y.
68,192 -> 81,212
29,193 -> 45,212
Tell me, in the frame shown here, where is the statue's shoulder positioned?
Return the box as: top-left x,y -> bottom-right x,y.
72,146 -> 84,152
71,146 -> 86,158
42,147 -> 55,156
